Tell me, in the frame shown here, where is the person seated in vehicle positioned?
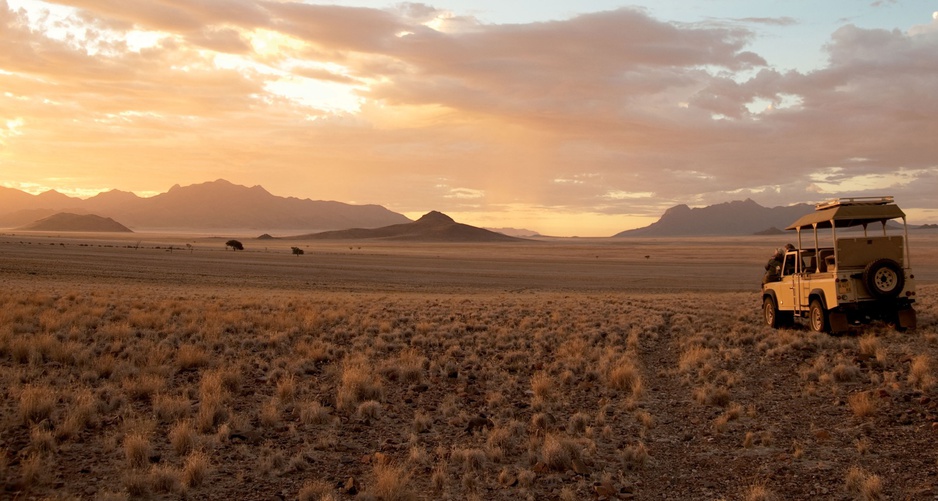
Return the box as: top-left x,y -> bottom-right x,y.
763,247 -> 785,284
763,244 -> 795,284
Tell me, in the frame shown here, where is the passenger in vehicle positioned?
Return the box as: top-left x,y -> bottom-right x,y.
763,247 -> 783,283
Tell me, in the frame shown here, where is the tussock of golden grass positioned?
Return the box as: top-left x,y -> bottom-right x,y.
169,420 -> 197,455
29,426 -> 56,454
336,359 -> 384,412
259,399 -> 281,427
298,479 -> 334,501
123,432 -> 151,468
451,447 -> 486,472
123,374 -> 165,402
300,400 -> 332,426
176,344 -> 209,370
412,411 -> 432,433
540,433 -> 582,471
276,374 -> 297,403
791,440 -> 804,459
620,442 -> 649,470
831,358 -> 862,383
123,471 -> 149,497
182,450 -> 209,488
678,345 -> 713,374
745,430 -> 774,449
530,371 -> 555,404
517,468 -> 536,488
846,466 -> 884,501
607,357 -> 643,398
430,463 -> 448,491
858,334 -> 886,364
693,383 -> 731,407
847,391 -> 877,419
19,452 -> 44,488
55,389 -> 96,440
856,437 -> 871,455
385,348 -> 426,383
908,354 -> 934,390
566,412 -> 590,436
17,385 -> 56,425
149,463 -> 181,494
744,483 -> 775,501
368,462 -> 416,501
153,393 -> 191,423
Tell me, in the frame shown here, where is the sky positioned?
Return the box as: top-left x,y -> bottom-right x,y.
1,0 -> 937,236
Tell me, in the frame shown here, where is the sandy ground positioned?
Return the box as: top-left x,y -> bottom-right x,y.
1,232 -> 937,500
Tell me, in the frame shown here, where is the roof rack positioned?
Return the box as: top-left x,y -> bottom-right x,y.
815,196 -> 894,210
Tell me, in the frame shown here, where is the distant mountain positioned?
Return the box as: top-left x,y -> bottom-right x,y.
0,179 -> 410,231
614,199 -> 814,237
18,213 -> 133,232
295,211 -> 525,242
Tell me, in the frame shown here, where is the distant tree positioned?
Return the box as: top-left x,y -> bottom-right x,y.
291,246 -> 304,257
225,239 -> 244,251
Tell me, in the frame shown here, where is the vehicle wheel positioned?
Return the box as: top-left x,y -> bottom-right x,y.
863,259 -> 904,299
809,299 -> 828,333
763,296 -> 780,328
778,310 -> 794,327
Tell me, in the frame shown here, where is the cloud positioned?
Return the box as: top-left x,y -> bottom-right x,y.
1,0 -> 937,235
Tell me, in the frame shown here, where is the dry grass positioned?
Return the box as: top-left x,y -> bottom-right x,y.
182,450 -> 210,488
0,242 -> 935,500
847,391 -> 877,419
846,466 -> 884,501
337,358 -> 384,412
17,385 -> 57,425
368,462 -> 415,501
908,354 -> 935,390
123,432 -> 152,468
744,483 -> 776,501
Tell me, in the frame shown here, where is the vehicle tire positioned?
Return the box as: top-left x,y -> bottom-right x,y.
863,258 -> 904,299
778,310 -> 794,327
763,296 -> 780,328
809,299 -> 828,333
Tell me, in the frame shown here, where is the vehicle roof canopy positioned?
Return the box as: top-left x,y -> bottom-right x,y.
785,197 -> 906,230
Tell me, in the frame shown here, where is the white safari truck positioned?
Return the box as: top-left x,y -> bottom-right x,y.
762,196 -> 917,333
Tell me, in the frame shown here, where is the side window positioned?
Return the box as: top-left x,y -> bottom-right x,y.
782,253 -> 797,276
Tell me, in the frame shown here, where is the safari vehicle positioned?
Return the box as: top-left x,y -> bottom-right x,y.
762,196 -> 916,333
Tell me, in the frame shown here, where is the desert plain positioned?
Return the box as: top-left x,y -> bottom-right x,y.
1,231 -> 937,500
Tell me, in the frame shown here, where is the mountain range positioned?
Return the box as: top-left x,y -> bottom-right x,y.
294,211 -> 523,242
615,199 -> 817,237
3,181 -> 928,237
0,180 -> 410,231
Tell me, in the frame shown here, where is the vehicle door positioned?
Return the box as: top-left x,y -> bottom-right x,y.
781,252 -> 800,312
799,252 -> 815,310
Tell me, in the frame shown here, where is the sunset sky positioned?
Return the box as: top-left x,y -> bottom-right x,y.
1,0 -> 937,236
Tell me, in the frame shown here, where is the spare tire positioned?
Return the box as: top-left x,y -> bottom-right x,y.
863,258 -> 904,299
